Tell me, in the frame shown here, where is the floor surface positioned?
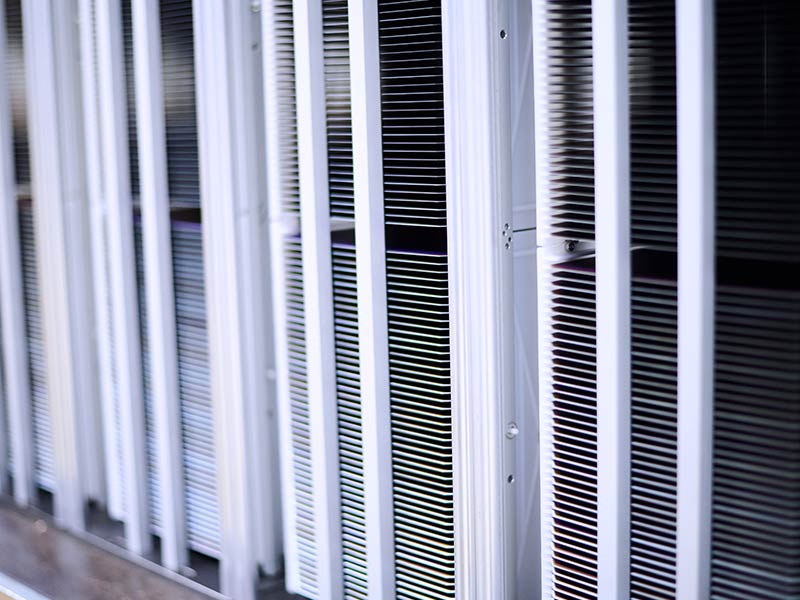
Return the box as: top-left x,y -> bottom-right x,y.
0,500 -> 296,600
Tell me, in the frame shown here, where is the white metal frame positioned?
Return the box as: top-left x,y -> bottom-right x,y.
592,1 -> 631,597
531,1 -> 559,595
348,0 -> 396,597
676,0 -> 715,597
193,1 -> 280,597
292,0 -> 344,597
442,0 -> 516,598
78,0 -> 119,517
94,0 -> 152,555
132,0 -> 187,571
260,0 -> 299,590
22,0 -> 94,531
0,0 -> 35,506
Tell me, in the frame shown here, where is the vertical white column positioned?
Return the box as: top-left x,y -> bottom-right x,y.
0,0 -> 34,505
78,0 -> 118,514
592,1 -> 631,597
260,0 -> 298,588
94,0 -> 152,555
442,0 -> 516,598
676,0 -> 715,597
293,0 -> 343,598
193,0 -> 280,596
22,0 -> 92,531
348,0 -> 395,597
132,0 -> 187,571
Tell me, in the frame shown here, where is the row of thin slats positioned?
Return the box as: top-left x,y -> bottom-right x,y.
538,1 -> 599,597
332,242 -> 367,599
267,0 -> 318,595
323,0 -> 354,221
284,236 -> 318,598
541,0 -> 595,243
18,203 -> 53,492
386,250 -> 454,600
630,273 -> 677,599
160,0 -> 199,208
712,1 -> 800,597
712,286 -> 800,599
322,2 -> 368,598
628,1 -> 679,597
378,0 -> 447,229
378,1 -> 455,598
135,218 -> 220,557
4,0 -> 28,186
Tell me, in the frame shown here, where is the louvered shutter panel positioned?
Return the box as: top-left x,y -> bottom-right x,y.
710,2 -> 800,597
322,2 -> 368,597
533,1 -> 599,596
18,202 -> 53,492
628,1 -> 679,597
377,2 -> 454,598
534,1 -> 683,598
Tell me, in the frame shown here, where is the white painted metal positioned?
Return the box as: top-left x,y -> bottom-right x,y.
260,0 -> 300,590
511,229 -> 540,599
192,0 -> 280,595
94,0 -> 151,554
293,0 -> 343,597
442,0 -> 515,598
78,0 -> 121,518
347,0 -> 395,597
22,0 -> 93,531
509,0 -> 536,232
508,2 -> 540,595
132,0 -> 187,572
676,0 -> 714,597
532,0 -> 553,594
592,1 -> 631,597
0,0 -> 34,505
54,0 -> 104,510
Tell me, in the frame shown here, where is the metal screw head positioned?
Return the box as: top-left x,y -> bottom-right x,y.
565,239 -> 578,253
505,421 -> 519,439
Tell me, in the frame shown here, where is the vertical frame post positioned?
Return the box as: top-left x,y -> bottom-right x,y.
79,0 -> 117,514
193,0 -> 280,596
676,0 -> 715,596
292,0 -> 343,597
94,0 -> 152,555
260,0 -> 299,589
592,0 -> 631,596
0,0 -> 34,505
132,0 -> 187,571
22,0 -> 92,531
348,0 -> 395,597
442,0 -> 516,598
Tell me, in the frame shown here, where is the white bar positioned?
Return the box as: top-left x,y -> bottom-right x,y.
78,0 -> 118,515
132,0 -> 187,571
0,0 -> 34,505
94,0 -> 152,554
52,0 -> 103,511
22,0 -> 88,530
592,1 -> 631,597
348,0 -> 395,597
293,0 -> 343,597
531,0 -> 556,594
193,1 -> 279,595
676,0 -> 714,597
442,0 -> 516,598
260,0 -> 298,589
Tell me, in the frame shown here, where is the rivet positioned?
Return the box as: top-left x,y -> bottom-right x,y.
506,421 -> 519,439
